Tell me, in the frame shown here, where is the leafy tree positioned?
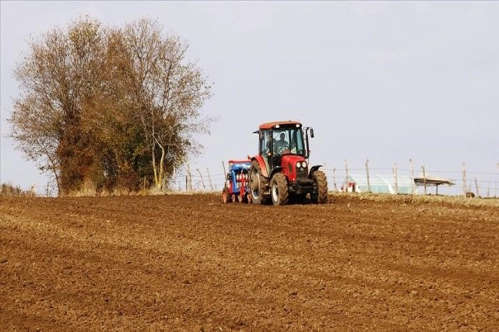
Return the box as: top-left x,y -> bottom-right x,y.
9,16 -> 214,195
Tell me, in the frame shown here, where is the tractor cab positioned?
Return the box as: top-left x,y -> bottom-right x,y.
249,120 -> 327,206
256,121 -> 312,173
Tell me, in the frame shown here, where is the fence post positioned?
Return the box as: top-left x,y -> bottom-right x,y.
344,159 -> 349,193
409,159 -> 415,195
462,163 -> 467,195
206,167 -> 213,191
187,164 -> 192,192
409,158 -> 414,179
365,159 -> 371,193
196,168 -> 206,189
332,168 -> 338,192
323,162 -> 327,189
421,166 -> 427,195
393,163 -> 398,194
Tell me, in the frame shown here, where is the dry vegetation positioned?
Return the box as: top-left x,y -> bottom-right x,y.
0,183 -> 36,197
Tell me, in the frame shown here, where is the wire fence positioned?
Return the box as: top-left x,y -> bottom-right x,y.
5,161 -> 499,198
167,161 -> 499,198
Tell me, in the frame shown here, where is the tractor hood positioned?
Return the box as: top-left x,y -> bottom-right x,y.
281,154 -> 309,183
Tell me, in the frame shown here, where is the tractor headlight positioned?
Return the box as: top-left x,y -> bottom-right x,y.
296,161 -> 307,169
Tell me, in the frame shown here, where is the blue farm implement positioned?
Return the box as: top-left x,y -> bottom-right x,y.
222,160 -> 252,204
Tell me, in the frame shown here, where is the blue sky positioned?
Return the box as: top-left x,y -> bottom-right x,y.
1,1 -> 498,195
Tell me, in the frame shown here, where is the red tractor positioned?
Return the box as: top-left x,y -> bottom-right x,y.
249,120 -> 328,206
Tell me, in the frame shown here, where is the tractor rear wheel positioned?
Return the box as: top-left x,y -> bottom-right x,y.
249,161 -> 264,204
270,173 -> 289,206
222,186 -> 232,204
311,170 -> 328,204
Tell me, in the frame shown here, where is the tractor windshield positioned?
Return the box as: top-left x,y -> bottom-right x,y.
272,126 -> 306,157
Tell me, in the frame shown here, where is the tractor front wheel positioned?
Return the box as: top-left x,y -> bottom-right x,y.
311,170 -> 328,204
270,173 -> 289,206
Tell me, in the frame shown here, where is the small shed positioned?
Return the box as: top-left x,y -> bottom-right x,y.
341,174 -> 417,194
413,174 -> 455,195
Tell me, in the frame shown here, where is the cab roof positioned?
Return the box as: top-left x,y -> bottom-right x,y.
258,120 -> 302,130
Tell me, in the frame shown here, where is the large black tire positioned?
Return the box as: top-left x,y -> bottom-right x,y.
270,173 -> 289,206
249,160 -> 264,205
311,170 -> 328,204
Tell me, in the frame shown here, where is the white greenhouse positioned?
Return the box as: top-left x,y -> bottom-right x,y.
341,174 -> 417,194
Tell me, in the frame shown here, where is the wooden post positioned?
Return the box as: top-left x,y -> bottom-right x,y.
392,163 -> 398,194
409,159 -> 414,180
421,166 -> 427,195
222,160 -> 227,191
462,163 -> 467,196
409,159 -> 415,195
323,162 -> 327,190
196,168 -> 206,189
474,177 -> 480,198
365,159 -> 371,193
206,167 -> 213,191
187,164 -> 192,192
344,159 -> 349,193
332,168 -> 338,192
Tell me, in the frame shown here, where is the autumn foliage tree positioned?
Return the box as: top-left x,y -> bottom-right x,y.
9,17 -> 213,195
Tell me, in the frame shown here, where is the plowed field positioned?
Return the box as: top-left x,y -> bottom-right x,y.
1,194 -> 498,331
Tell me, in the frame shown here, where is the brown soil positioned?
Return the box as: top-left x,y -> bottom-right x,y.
1,194 -> 498,331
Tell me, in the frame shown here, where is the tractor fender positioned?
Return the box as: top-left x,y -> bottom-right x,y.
251,155 -> 270,178
269,166 -> 284,180
308,165 -> 323,178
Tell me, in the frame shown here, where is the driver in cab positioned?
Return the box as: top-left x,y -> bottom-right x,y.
275,132 -> 289,155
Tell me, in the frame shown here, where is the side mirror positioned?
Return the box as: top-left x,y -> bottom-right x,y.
310,128 -> 315,138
